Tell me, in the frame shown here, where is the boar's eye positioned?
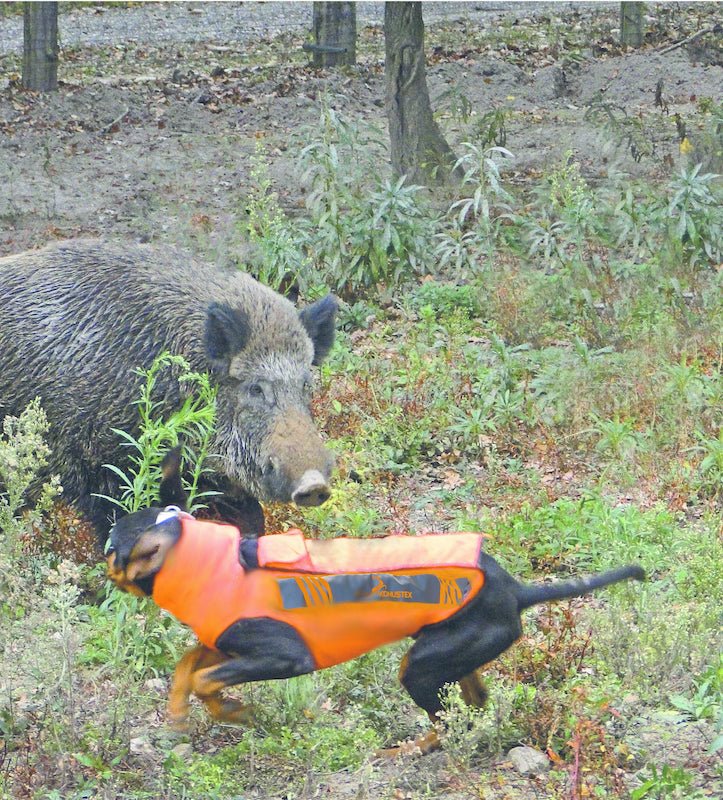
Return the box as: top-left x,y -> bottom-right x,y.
245,380 -> 275,406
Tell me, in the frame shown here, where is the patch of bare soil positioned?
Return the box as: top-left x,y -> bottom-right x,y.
0,3 -> 720,259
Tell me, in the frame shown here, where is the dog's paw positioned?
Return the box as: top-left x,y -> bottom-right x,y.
459,672 -> 488,708
168,713 -> 191,733
218,700 -> 254,725
375,729 -> 441,759
204,696 -> 254,726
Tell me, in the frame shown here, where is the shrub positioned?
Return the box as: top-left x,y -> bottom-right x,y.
298,104 -> 433,296
0,398 -> 60,570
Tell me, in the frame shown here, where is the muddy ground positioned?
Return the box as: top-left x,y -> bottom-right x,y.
0,2 -> 721,799
1,2 -> 721,260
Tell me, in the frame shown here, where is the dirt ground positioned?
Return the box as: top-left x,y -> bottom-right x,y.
0,3 -> 721,799
0,2 -> 721,260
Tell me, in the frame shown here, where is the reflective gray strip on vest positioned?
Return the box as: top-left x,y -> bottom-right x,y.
278,572 -> 472,610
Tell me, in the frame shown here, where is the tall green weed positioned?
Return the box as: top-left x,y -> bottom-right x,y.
98,351 -> 217,515
298,105 -> 434,295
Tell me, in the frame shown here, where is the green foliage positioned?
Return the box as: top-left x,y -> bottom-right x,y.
631,763 -> 706,800
690,427 -> 723,497
439,679 -> 534,765
584,97 -> 657,162
244,139 -> 311,292
434,86 -> 475,126
408,281 -> 481,319
298,104 -> 433,295
435,144 -> 514,272
317,645 -> 409,734
666,163 -> 722,267
165,709 -> 379,797
518,152 -> 598,270
668,656 -> 723,757
264,712 -> 379,772
669,655 -> 723,725
164,746 -> 247,799
689,100 -> 723,172
79,585 -> 185,678
471,107 -> 511,148
488,496 -> 723,584
591,413 -> 643,460
0,399 -> 61,568
99,352 -> 217,514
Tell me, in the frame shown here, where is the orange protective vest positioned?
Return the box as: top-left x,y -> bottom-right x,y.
152,518 -> 486,670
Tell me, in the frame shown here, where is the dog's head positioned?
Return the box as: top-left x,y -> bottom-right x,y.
106,448 -> 187,596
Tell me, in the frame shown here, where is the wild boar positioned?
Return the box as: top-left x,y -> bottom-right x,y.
0,239 -> 337,539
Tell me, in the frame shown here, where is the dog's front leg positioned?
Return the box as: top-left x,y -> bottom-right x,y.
168,645 -> 227,730
188,643 -> 316,725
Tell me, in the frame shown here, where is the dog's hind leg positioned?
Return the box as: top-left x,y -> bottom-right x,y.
458,671 -> 488,708
379,593 -> 522,757
401,615 -> 521,718
374,654 -> 445,758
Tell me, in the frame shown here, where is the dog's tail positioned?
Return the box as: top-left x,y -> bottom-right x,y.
515,565 -> 645,611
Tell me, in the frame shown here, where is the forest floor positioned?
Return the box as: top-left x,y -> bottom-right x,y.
0,1 -> 721,258
0,3 -> 721,800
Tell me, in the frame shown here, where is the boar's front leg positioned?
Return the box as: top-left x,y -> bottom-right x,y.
201,479 -> 266,537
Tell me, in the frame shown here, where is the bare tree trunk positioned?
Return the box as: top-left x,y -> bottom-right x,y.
310,2 -> 356,67
22,1 -> 58,91
384,2 -> 459,186
620,2 -> 644,48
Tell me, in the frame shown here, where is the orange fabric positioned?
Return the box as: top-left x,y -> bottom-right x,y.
152,519 -> 486,670
257,529 -> 485,574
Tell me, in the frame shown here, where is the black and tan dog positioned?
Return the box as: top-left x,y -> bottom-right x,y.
106,452 -> 644,753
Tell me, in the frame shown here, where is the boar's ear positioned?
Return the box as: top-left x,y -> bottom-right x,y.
278,272 -> 300,304
298,295 -> 338,365
205,302 -> 252,367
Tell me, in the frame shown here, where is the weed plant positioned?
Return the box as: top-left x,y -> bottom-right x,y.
296,104 -> 435,295
97,351 -> 218,515
0,402 -> 86,785
243,139 -> 311,292
434,143 -> 514,272
0,399 -> 61,574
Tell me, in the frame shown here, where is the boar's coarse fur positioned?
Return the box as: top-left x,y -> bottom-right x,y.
0,239 -> 338,540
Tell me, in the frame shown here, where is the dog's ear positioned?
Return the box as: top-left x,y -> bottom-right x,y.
125,524 -> 179,583
160,447 -> 187,509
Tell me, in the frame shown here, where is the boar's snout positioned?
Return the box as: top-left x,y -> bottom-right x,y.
291,470 -> 331,507
263,456 -> 333,507
262,412 -> 334,507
